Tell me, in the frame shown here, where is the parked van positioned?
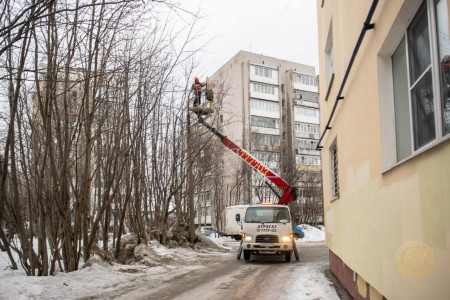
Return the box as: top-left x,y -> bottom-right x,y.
223,205 -> 249,240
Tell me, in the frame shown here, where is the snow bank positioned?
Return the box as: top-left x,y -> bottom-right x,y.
0,237 -> 227,300
297,224 -> 325,242
284,263 -> 339,300
207,236 -> 239,250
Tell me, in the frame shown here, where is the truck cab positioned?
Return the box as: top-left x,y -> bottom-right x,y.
238,204 -> 294,262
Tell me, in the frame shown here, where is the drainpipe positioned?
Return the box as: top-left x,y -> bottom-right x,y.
316,0 -> 379,150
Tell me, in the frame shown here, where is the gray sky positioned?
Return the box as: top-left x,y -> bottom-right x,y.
178,0 -> 319,77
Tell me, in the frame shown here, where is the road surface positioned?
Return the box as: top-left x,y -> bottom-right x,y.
107,241 -> 342,300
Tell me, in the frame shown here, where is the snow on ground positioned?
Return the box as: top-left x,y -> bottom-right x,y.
297,224 -> 325,242
0,227 -> 328,300
0,239 -> 225,300
1,256 -> 200,300
284,262 -> 339,300
207,235 -> 239,250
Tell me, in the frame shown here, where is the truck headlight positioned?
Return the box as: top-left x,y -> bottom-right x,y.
281,235 -> 292,243
243,233 -> 252,242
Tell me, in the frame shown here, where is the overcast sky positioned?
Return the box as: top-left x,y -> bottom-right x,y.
177,0 -> 319,78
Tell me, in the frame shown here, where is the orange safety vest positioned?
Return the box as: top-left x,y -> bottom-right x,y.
194,82 -> 202,91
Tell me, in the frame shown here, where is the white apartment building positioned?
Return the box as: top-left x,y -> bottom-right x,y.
208,51 -> 321,214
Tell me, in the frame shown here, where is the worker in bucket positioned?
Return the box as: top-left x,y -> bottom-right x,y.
191,77 -> 205,107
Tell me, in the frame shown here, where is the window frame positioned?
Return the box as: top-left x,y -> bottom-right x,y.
378,0 -> 450,172
250,115 -> 280,129
252,82 -> 276,95
329,139 -> 339,200
295,154 -> 321,166
254,65 -> 273,78
324,20 -> 335,100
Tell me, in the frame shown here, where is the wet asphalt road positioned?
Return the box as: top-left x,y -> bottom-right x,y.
121,242 -> 339,300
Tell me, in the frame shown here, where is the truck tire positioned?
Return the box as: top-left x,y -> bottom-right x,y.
244,250 -> 251,261
285,251 -> 291,262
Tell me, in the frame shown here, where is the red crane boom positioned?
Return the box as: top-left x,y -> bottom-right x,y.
197,117 -> 297,205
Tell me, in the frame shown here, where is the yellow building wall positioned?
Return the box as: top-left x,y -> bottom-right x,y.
317,0 -> 450,299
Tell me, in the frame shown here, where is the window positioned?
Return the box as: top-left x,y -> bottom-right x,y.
294,90 -> 319,103
329,140 -> 339,199
392,37 -> 412,161
295,106 -> 320,123
296,107 -> 319,118
295,122 -> 320,135
71,90 -> 77,101
295,138 -> 318,150
389,0 -> 450,162
253,151 -> 280,162
252,82 -> 275,95
295,155 -> 321,166
245,206 -> 290,223
408,3 -> 435,149
251,134 -> 280,148
435,0 -> 450,134
294,74 -> 318,87
250,99 -> 280,114
251,116 -> 279,129
254,65 -> 273,78
325,21 -> 334,96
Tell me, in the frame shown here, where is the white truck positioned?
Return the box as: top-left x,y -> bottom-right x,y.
234,204 -> 295,262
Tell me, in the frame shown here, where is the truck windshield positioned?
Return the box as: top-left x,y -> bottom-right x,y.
244,207 -> 290,223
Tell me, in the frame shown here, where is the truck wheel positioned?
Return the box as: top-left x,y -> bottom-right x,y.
244,250 -> 251,261
285,251 -> 291,262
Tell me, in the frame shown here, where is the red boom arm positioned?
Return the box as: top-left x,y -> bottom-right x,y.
198,118 -> 297,205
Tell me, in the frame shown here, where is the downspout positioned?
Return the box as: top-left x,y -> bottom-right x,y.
316,0 -> 379,150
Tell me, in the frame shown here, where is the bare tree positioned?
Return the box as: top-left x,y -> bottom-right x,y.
0,0 -> 207,275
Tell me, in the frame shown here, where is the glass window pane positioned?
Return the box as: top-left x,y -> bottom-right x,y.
392,37 -> 412,161
435,0 -> 450,135
408,3 -> 431,84
411,70 -> 435,149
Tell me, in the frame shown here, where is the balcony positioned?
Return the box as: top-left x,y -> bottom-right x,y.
295,99 -> 319,109
295,132 -> 320,139
252,144 -> 280,152
293,82 -> 318,93
251,126 -> 280,135
250,64 -> 279,85
296,148 -> 321,156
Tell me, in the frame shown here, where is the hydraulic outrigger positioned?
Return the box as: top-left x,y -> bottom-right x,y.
189,79 -> 299,260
